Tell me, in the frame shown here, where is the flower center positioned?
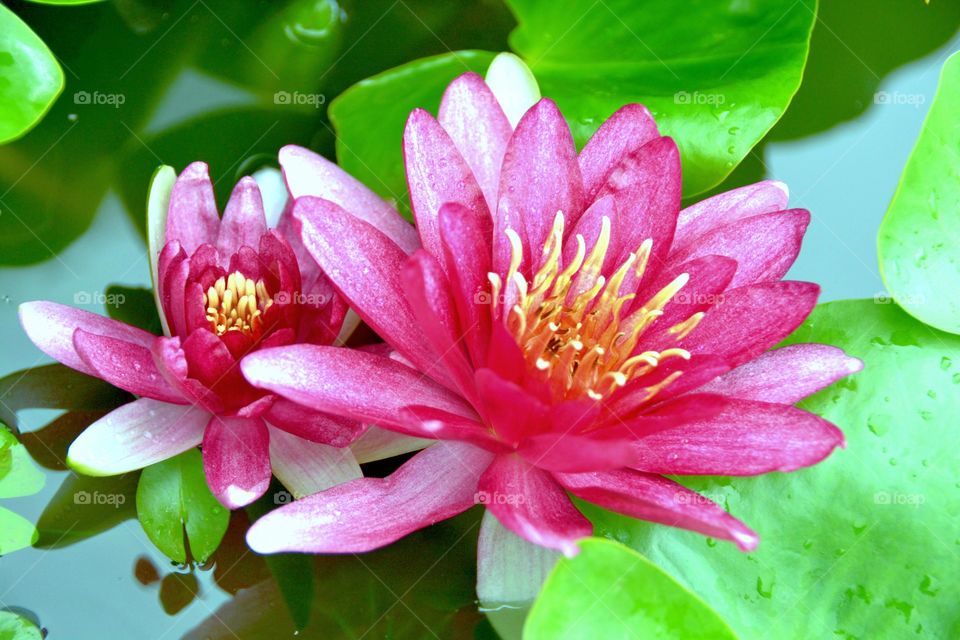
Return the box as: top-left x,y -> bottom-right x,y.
489,213 -> 701,402
203,271 -> 273,338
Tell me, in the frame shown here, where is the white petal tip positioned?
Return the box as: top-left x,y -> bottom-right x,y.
252,166 -> 288,229
485,52 -> 541,128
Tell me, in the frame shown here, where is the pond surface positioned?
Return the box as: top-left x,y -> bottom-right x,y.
1,1 -> 958,638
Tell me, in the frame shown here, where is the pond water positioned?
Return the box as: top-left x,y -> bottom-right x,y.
1,1 -> 958,638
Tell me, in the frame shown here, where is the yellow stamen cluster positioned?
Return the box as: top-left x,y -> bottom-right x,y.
490,213 -> 701,402
203,271 -> 273,338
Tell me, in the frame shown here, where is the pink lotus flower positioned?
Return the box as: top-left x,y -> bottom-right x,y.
241,59 -> 861,559
19,162 -> 423,508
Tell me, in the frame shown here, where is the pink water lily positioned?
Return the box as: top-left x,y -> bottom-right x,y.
241,59 -> 861,560
19,163 -> 422,508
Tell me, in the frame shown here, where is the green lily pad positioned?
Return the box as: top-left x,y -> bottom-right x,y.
0,507 -> 39,555
0,609 -> 43,640
0,5 -> 64,143
585,299 -> 960,639
878,51 -> 960,334
35,472 -> 137,548
330,50 -> 496,216
525,537 -> 737,640
137,449 -> 229,563
0,428 -> 44,499
508,0 -> 814,195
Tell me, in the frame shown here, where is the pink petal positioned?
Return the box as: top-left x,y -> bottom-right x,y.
203,416 -> 272,509
404,108 -> 491,260
495,99 -> 584,274
266,399 -> 366,448
401,250 -> 476,401
157,241 -> 190,337
630,254 -> 737,331
67,398 -> 208,475
517,431 -> 636,473
166,162 -> 220,254
630,398 -> 845,475
246,442 -> 493,553
293,197 -> 450,384
554,469 -> 758,551
151,336 -> 225,414
439,202 -> 493,366
241,345 -> 479,428
478,453 -> 591,556
669,209 -> 810,288
607,355 -> 731,418
579,103 -> 660,201
73,329 -> 184,403
398,405 -> 504,450
267,426 -> 362,499
675,180 -> 791,250
675,281 -> 820,368
19,301 -> 157,377
476,509 -> 559,604
279,145 -> 419,254
216,176 -> 267,256
564,195 -> 619,272
438,72 -> 513,213
349,426 -> 432,464
699,343 -> 863,404
475,368 -> 548,446
596,136 -> 681,270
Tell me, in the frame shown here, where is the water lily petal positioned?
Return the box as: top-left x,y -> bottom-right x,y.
674,180 -> 790,249
266,399 -> 366,447
496,98 -> 583,274
217,176 -> 267,256
630,398 -> 845,475
267,426 -> 362,499
279,144 -> 419,253
484,52 -> 540,128
669,209 -> 810,288
439,71 -> 513,212
166,161 -> 220,254
350,426 -> 432,464
203,415 -> 271,509
404,108 -> 491,260
246,442 -> 493,553
478,453 -> 592,557
699,343 -> 863,403
476,509 -> 559,605
554,469 -> 758,551
67,398 -> 208,475
73,329 -> 184,403
19,301 -> 157,377
241,344 -> 479,427
579,103 -> 660,202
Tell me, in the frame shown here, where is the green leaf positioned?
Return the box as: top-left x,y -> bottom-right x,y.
525,537 -> 737,640
0,5 -> 64,143
137,449 -> 229,563
25,0 -> 105,4
104,285 -> 164,334
0,507 -> 39,555
0,610 -> 43,640
587,300 -> 960,639
508,0 -> 815,195
878,51 -> 960,334
0,427 -> 44,499
330,50 -> 496,216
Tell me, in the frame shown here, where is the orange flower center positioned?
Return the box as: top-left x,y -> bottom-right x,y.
203,271 -> 273,338
491,213 -> 701,402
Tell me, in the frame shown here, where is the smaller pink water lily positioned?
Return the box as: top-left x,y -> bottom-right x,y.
19,162 -> 419,508
238,54 -> 862,572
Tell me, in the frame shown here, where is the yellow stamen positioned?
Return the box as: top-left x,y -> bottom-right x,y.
203,270 -> 274,338
493,213 -> 701,402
